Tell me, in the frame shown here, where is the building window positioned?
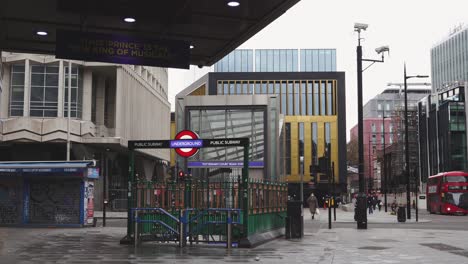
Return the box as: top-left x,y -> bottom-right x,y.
294,82 -> 300,115
217,82 -> 223,94
9,65 -> 25,116
286,123 -> 291,174
312,122 -> 318,165
64,66 -> 83,118
324,123 -> 331,162
386,103 -> 390,110
327,82 -> 333,115
30,64 -> 59,117
307,82 -> 313,115
371,123 -> 376,132
299,122 -> 304,172
242,82 -> 248,94
320,82 -> 326,115
281,82 -> 287,114
314,83 -> 319,115
301,82 -> 306,115
377,103 -> 382,110
255,82 -> 261,94
287,82 -> 294,115
372,134 -> 376,144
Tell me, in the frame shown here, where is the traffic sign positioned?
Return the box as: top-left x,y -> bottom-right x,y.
174,130 -> 200,158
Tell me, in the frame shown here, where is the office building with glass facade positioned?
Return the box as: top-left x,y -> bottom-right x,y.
214,49 -> 337,73
175,69 -> 346,204
431,26 -> 468,92
418,85 -> 468,185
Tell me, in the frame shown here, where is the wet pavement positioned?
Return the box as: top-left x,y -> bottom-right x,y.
1,210 -> 468,263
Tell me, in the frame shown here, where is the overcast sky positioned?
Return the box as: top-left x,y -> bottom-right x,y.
168,0 -> 468,141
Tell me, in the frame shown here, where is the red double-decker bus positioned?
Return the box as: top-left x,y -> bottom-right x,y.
427,171 -> 468,215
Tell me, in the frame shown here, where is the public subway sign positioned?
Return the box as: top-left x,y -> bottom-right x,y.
55,30 -> 190,69
188,161 -> 264,168
129,133 -> 249,158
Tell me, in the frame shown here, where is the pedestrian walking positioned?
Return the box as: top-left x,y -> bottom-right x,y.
367,196 -> 373,214
377,199 -> 382,211
307,193 -> 319,219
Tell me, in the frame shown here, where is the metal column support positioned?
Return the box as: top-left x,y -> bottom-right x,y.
127,150 -> 135,239
227,210 -> 232,249
179,210 -> 184,248
134,210 -> 139,246
242,139 -> 249,238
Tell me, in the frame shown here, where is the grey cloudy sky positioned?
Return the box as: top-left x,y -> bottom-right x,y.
168,0 -> 468,140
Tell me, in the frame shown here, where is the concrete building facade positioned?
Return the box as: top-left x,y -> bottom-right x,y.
0,53 -> 171,225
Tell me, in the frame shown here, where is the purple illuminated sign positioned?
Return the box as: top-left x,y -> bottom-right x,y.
56,30 -> 190,69
188,161 -> 264,168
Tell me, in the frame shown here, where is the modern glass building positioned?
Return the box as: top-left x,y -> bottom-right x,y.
175,69 -> 346,204
418,85 -> 467,185
175,93 -> 280,182
431,26 -> 468,92
214,49 -> 337,73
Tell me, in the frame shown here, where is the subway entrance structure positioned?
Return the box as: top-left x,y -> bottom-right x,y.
123,135 -> 287,247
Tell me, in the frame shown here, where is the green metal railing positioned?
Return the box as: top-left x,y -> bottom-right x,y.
130,178 -> 287,243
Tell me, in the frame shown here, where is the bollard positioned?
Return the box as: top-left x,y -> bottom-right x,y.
227,210 -> 232,249
134,210 -> 138,247
179,210 -> 184,248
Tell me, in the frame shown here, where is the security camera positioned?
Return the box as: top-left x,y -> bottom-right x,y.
198,64 -> 203,69
375,45 -> 389,54
354,23 -> 368,31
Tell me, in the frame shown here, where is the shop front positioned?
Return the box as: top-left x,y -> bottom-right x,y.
0,161 -> 98,227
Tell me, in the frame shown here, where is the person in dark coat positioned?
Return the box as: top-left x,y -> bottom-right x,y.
367,195 -> 373,214
307,193 -> 319,219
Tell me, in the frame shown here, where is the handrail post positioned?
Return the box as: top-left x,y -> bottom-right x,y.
179,210 -> 184,248
134,210 -> 139,247
227,210 -> 232,249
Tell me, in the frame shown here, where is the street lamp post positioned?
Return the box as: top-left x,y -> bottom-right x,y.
354,22 -> 389,229
368,139 -> 373,192
404,63 -> 428,220
382,109 -> 388,212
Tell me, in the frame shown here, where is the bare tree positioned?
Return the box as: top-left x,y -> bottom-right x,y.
347,139 -> 359,166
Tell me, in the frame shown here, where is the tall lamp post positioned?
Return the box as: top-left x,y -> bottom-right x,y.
355,22 -> 389,229
382,109 -> 388,212
404,63 -> 428,220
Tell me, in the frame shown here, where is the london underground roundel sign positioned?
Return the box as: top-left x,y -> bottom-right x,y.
174,130 -> 200,158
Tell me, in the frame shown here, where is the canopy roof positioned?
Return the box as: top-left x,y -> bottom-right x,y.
0,0 -> 300,67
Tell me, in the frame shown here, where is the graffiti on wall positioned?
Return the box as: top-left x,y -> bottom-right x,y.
84,181 -> 95,225
29,181 -> 80,224
0,182 -> 20,224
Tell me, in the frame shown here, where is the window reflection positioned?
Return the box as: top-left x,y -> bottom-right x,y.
312,123 -> 318,165
301,82 -> 306,115
327,82 -> 333,115
190,109 -> 265,163
294,82 -> 300,115
314,82 -> 319,115
288,82 -> 294,115
281,82 -> 287,114
320,82 -> 326,115
307,82 -> 312,115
